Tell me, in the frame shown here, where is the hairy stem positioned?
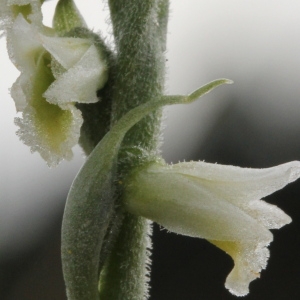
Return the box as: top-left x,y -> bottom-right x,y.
98,0 -> 169,299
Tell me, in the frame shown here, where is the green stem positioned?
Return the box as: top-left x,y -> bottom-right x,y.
98,214 -> 152,300
109,0 -> 168,152
99,1 -> 169,298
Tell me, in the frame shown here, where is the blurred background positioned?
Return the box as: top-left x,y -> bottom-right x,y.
1,0 -> 300,299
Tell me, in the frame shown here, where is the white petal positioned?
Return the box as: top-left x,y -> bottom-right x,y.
168,161 -> 300,202
243,199 -> 291,229
8,14 -> 42,71
1,1 -> 42,31
7,0 -> 42,20
211,240 -> 270,296
125,167 -> 272,243
159,161 -> 300,229
10,73 -> 28,111
0,1 -> 11,31
39,35 -> 92,70
44,45 -> 107,105
15,104 -> 83,167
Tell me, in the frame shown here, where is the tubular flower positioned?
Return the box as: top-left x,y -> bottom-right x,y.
7,14 -> 108,166
123,159 -> 300,296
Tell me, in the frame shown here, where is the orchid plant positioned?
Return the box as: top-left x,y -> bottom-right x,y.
1,0 -> 299,299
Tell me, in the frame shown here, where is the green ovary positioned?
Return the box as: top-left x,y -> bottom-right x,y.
31,51 -> 73,153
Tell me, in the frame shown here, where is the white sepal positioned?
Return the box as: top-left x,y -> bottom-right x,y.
44,44 -> 108,105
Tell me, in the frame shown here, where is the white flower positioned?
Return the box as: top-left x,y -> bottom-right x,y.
7,14 -> 108,166
123,159 -> 300,296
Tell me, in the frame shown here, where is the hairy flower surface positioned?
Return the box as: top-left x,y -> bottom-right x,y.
124,160 -> 300,296
6,14 -> 108,166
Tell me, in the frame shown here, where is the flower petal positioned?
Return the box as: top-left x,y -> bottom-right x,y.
210,240 -> 270,296
1,0 -> 42,32
15,104 -> 82,167
7,0 -> 42,24
44,44 -> 108,105
7,14 -> 43,71
40,34 -> 91,70
10,73 -> 28,111
168,161 -> 300,203
124,163 -> 272,242
158,161 -> 299,228
14,50 -> 82,166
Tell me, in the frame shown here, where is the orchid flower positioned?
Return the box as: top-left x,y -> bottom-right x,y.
123,159 -> 300,296
7,14 -> 108,166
